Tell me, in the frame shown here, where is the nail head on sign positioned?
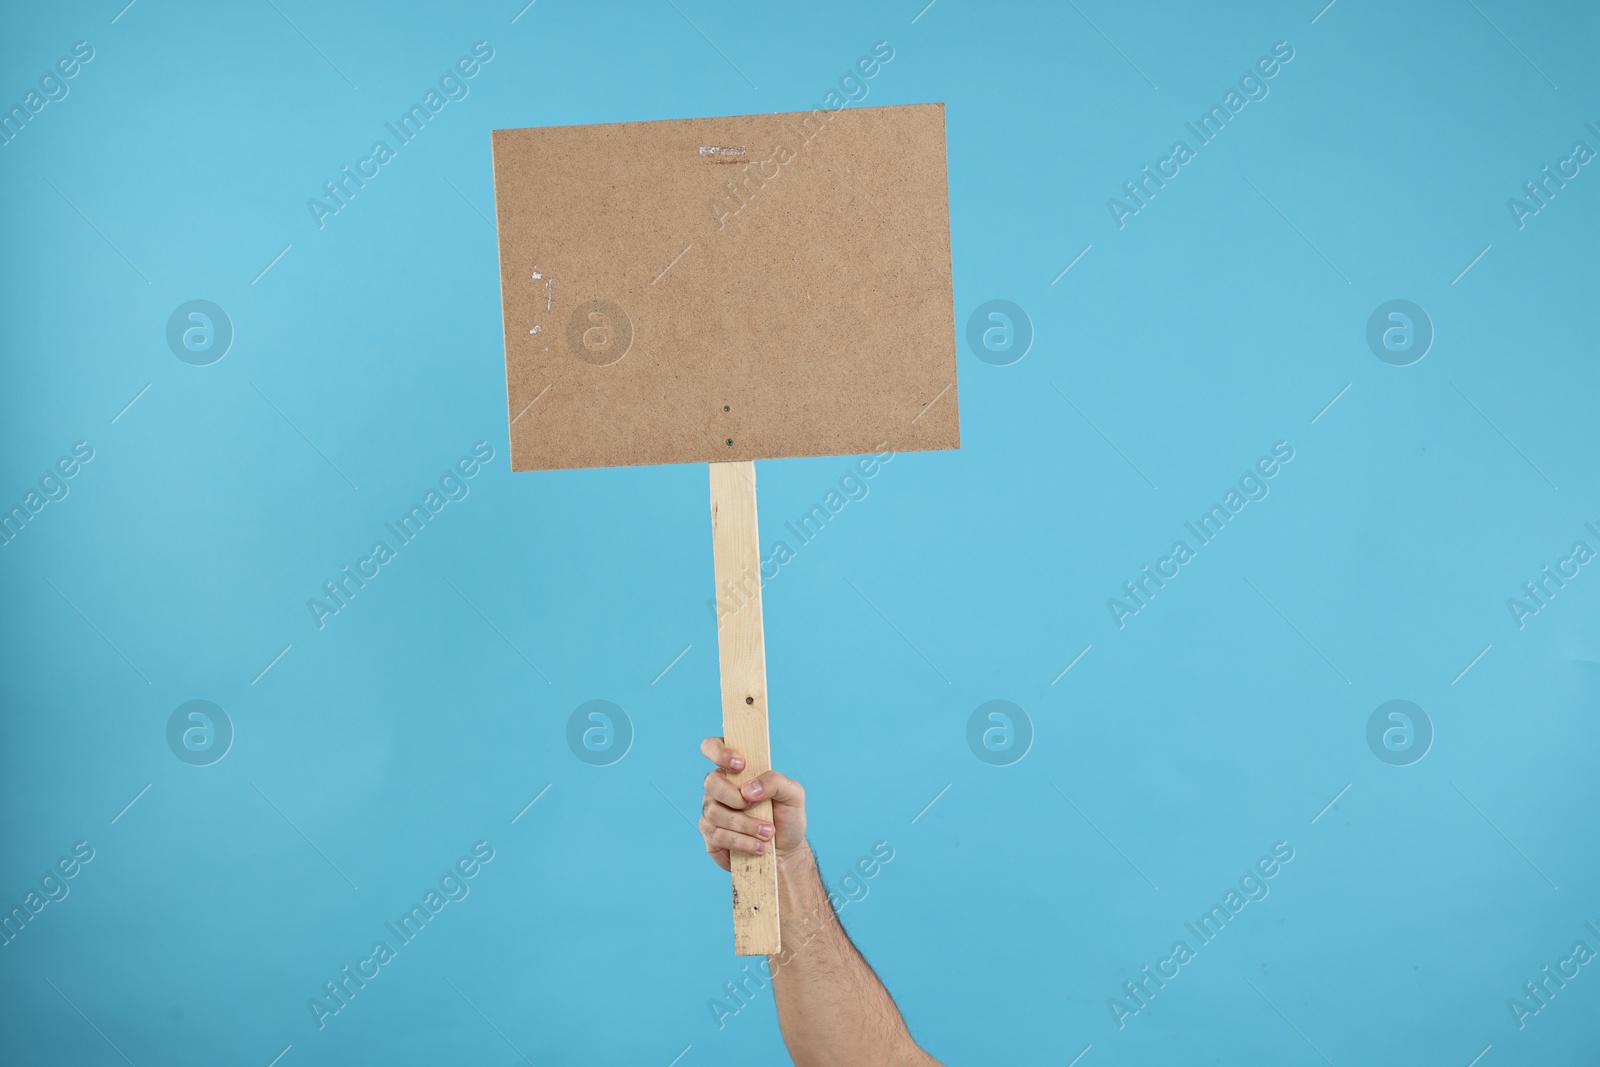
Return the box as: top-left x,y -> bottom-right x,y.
745,696 -> 754,704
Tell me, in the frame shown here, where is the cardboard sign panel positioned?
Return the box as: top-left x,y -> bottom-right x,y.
491,102 -> 959,473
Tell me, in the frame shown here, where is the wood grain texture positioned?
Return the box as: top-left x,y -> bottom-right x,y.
709,460 -> 780,956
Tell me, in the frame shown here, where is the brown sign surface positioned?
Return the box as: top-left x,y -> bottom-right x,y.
491,102 -> 959,472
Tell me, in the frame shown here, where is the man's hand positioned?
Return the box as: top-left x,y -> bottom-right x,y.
697,736 -> 807,871
696,736 -> 943,1065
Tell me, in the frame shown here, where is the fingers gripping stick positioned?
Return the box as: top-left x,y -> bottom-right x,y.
709,460 -> 780,955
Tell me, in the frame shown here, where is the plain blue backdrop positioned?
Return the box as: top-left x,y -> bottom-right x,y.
2,1 -> 1598,1064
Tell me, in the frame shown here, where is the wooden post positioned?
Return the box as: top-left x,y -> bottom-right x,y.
709,460 -> 781,955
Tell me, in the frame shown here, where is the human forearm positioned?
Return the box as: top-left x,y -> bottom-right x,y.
695,738 -> 939,1066
769,843 -> 939,1067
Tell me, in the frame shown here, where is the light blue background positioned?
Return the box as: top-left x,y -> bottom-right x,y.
3,1 -> 1598,1064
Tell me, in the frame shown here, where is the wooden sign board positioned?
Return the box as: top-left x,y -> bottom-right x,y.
490,102 -> 959,953
491,102 -> 959,470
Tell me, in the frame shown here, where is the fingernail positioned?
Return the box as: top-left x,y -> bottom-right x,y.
744,781 -> 763,798
729,756 -> 745,771
758,824 -> 773,837
755,841 -> 767,852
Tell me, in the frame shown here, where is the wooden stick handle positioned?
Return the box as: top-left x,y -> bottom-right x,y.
709,460 -> 781,956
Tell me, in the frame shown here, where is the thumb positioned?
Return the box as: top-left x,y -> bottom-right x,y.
741,770 -> 804,810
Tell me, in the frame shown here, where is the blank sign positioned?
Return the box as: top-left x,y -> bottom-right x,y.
491,102 -> 960,473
